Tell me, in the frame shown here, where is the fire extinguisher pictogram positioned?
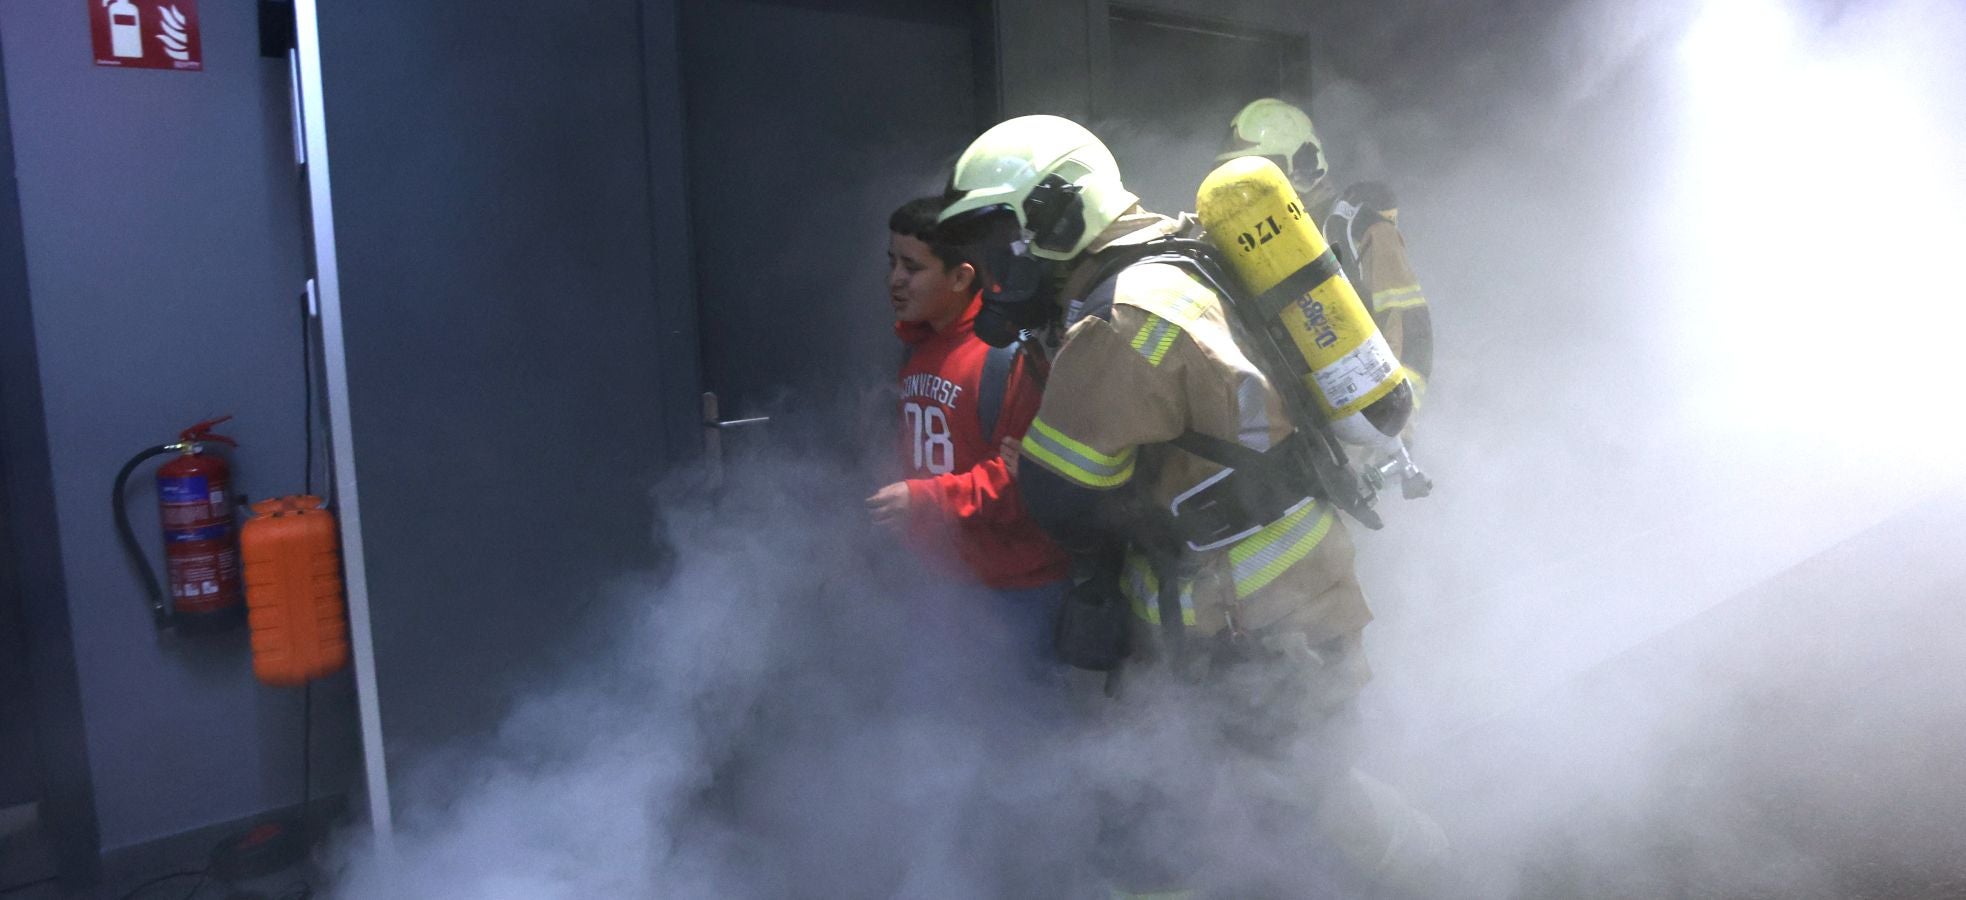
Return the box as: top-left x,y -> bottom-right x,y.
114,416 -> 245,630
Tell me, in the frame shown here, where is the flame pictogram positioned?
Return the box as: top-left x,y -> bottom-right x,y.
157,5 -> 190,61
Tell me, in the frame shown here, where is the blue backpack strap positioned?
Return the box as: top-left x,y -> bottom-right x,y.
976,343 -> 1016,441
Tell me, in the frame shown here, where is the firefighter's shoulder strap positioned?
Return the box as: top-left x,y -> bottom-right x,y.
1065,238 -> 1199,325
1166,429 -> 1271,477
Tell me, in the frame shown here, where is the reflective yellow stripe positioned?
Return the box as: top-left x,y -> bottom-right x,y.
1371,285 -> 1427,312
1021,417 -> 1136,488
1120,552 -> 1196,626
1228,501 -> 1335,597
1130,586 -> 1195,625
1148,326 -> 1179,366
1116,503 -> 1336,627
1128,313 -> 1181,367
1122,552 -> 1157,622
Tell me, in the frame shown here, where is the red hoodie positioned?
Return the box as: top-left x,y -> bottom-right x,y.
895,295 -> 1071,589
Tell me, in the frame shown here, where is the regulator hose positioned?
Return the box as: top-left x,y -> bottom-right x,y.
113,443 -> 179,628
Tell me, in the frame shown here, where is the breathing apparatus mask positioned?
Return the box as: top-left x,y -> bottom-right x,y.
1285,143 -> 1327,196
937,174 -> 1090,348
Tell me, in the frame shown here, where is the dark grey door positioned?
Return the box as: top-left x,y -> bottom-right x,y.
0,44 -> 34,815
1097,8 -> 1310,217
682,0 -> 988,445
314,0 -> 678,759
0,440 -> 32,811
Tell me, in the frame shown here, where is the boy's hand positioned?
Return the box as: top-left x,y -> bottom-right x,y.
866,482 -> 911,527
1000,436 -> 1021,476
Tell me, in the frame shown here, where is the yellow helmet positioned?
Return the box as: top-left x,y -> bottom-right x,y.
937,115 -> 1138,261
1217,98 -> 1326,183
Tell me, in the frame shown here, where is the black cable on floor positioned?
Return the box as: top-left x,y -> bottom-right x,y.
300,268 -> 317,822
111,869 -> 203,900
293,203 -> 320,900
303,281 -> 314,499
0,875 -> 57,896
175,873 -> 207,900
302,682 -> 313,815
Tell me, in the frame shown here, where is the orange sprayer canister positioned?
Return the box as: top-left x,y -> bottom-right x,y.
240,495 -> 349,686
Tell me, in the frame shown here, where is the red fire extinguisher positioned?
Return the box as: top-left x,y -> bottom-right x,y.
114,416 -> 245,630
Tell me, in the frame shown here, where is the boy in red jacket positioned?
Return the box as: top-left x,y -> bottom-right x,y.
866,197 -> 1070,658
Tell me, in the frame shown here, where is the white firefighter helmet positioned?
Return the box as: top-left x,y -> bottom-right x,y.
1217,98 -> 1327,183
937,115 -> 1138,261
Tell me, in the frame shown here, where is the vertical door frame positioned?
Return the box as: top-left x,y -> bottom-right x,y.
291,0 -> 395,850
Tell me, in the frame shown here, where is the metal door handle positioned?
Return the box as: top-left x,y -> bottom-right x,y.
701,392 -> 768,486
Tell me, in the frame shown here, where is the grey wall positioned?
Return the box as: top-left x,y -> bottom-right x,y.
313,0 -> 686,770
0,2 -> 358,854
0,31 -> 101,884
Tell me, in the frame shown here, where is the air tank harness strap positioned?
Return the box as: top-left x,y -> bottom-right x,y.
1154,555 -> 1187,661
1164,429 -> 1320,550
1064,237 -> 1215,328
1137,544 -> 1205,670
1246,246 -> 1347,327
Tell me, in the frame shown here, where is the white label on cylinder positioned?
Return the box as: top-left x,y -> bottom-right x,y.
1313,332 -> 1399,413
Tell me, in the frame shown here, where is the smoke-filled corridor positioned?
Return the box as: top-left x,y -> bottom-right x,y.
2,0 -> 1963,897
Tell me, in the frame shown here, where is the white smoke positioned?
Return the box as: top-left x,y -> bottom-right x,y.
317,0 -> 1966,896
1334,0 -> 1966,895
322,435 -> 1094,898
321,422 -> 1406,897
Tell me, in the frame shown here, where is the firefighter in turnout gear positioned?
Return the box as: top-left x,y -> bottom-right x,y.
938,115 -> 1448,897
1219,99 -> 1434,423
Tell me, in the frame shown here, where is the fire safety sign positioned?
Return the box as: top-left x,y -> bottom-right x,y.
90,0 -> 202,71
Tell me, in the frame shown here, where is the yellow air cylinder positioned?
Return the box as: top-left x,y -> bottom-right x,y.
1196,156 -> 1413,448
